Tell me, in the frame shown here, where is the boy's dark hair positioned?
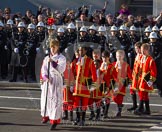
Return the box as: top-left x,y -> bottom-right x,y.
102,50 -> 110,58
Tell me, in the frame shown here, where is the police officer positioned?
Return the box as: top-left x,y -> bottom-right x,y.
0,21 -> 8,79
128,25 -> 140,69
149,32 -> 162,97
5,19 -> 18,66
88,25 -> 99,43
56,27 -> 68,53
26,23 -> 38,81
117,25 -> 131,64
98,26 -> 107,53
142,26 -> 152,43
9,22 -> 28,82
66,22 -> 77,44
78,26 -> 90,57
108,25 -> 120,62
35,21 -> 46,47
43,24 -> 57,55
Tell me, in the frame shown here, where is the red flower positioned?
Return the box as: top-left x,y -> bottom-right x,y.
47,17 -> 55,25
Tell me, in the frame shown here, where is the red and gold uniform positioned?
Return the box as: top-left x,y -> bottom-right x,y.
72,55 -> 97,110
138,55 -> 157,101
100,62 -> 117,99
88,60 -> 103,107
131,54 -> 143,93
112,61 -> 132,105
63,62 -> 74,111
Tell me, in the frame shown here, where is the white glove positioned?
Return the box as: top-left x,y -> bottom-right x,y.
103,62 -> 107,70
36,48 -> 40,53
114,87 -> 119,92
81,57 -> 84,66
70,86 -> 74,93
4,45 -> 8,50
147,81 -> 153,87
70,86 -> 73,92
128,84 -> 131,89
128,53 -> 131,57
110,53 -> 113,58
25,50 -> 29,55
45,49 -> 49,54
90,87 -> 96,92
14,48 -> 19,53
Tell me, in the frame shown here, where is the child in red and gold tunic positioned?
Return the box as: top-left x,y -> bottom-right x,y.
62,59 -> 75,121
127,42 -> 142,111
134,43 -> 157,115
112,50 -> 132,117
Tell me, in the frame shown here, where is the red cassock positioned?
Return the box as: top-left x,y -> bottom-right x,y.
72,55 -> 97,109
139,55 -> 157,92
100,62 -> 117,99
131,54 -> 143,93
63,64 -> 74,111
112,61 -> 132,104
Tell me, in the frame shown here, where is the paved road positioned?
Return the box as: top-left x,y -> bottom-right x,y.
0,86 -> 162,132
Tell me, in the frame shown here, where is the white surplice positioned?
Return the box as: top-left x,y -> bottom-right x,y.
40,53 -> 66,120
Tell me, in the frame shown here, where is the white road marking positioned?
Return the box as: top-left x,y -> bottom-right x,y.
0,106 -> 39,111
0,96 -> 40,100
0,96 -> 162,107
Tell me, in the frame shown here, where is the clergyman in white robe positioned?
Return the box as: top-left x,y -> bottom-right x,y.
40,53 -> 66,124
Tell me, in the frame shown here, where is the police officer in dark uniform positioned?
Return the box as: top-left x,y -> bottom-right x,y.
78,26 -> 89,42
35,21 -> 46,47
128,25 -> 140,69
9,22 -> 28,82
97,26 -> 108,53
149,31 -> 162,97
78,26 -> 90,57
66,22 -> 77,44
26,23 -> 38,81
142,26 -> 152,43
42,24 -> 57,56
117,25 -> 131,64
87,25 -> 99,58
0,21 -> 8,79
88,25 -> 99,43
56,27 -> 68,53
107,25 -> 120,62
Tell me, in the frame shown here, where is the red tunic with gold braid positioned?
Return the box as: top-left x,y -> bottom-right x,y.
73,55 -> 97,98
63,63 -> 74,110
89,60 -> 103,100
139,55 -> 157,92
131,54 -> 143,92
100,62 -> 117,99
113,61 -> 132,96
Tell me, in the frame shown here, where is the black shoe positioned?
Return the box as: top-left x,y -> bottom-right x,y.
103,115 -> 109,119
95,116 -> 100,121
24,79 -> 28,83
62,115 -> 68,120
50,123 -> 57,130
88,114 -> 95,120
134,109 -> 143,115
127,106 -> 137,111
73,119 -> 80,125
143,110 -> 151,115
79,120 -> 85,126
115,112 -> 121,117
9,79 -> 16,82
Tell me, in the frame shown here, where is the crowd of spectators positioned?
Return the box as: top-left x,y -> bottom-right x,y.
0,2 -> 162,28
